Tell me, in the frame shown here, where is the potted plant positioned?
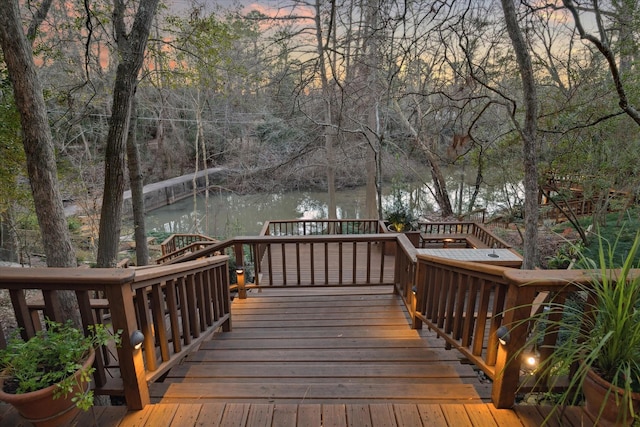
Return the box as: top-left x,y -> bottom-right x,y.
384,189 -> 415,232
519,231 -> 640,425
0,320 -> 121,427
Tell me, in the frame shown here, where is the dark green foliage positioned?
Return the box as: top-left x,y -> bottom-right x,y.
0,320 -> 121,410
521,231 -> 640,424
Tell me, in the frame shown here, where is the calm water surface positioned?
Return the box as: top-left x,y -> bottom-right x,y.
144,182 -> 518,239
145,187 -> 373,238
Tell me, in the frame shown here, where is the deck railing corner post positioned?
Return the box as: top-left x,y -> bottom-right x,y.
105,279 -> 150,410
491,283 -> 535,409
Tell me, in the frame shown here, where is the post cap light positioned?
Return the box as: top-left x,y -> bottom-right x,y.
130,330 -> 144,350
496,326 -> 510,346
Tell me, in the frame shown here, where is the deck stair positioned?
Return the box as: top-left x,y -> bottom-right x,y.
150,288 -> 488,405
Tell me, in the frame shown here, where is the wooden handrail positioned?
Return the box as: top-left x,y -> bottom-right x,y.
261,219 -> 384,236
1,222 -> 536,411
393,233 -> 418,315
160,233 -> 217,256
162,234 -> 401,291
155,240 -> 218,264
0,256 -> 231,411
416,221 -> 512,249
409,255 -> 633,409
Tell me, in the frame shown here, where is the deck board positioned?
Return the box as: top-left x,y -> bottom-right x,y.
0,402 -> 597,426
0,287 -> 595,427
151,289 -> 483,405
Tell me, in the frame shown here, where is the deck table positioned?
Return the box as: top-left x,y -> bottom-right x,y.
416,248 -> 523,267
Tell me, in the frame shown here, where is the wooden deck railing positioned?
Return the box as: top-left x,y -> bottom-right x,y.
160,233 -> 217,256
411,255 -> 606,408
260,219 -> 384,236
0,256 -> 231,410
163,234 -> 400,288
417,221 -> 512,249
393,233 -> 419,314
2,221 -> 605,412
540,198 -> 595,224
155,240 -> 218,264
130,257 -> 231,383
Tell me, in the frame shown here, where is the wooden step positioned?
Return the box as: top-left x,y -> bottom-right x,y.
154,290 -> 489,404
150,382 -> 482,404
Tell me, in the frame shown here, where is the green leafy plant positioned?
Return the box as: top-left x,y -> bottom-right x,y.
0,320 -> 121,411
384,188 -> 415,232
520,230 -> 640,424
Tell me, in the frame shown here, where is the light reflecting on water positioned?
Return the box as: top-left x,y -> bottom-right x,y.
144,181 -> 522,239
145,187 -> 373,238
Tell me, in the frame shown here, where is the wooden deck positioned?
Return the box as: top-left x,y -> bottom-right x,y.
0,401 -> 595,426
0,288 -> 596,426
151,288 -> 484,404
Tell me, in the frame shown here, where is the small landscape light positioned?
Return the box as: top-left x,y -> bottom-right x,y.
522,349 -> 540,373
236,268 -> 246,298
496,326 -> 510,346
130,330 -> 144,350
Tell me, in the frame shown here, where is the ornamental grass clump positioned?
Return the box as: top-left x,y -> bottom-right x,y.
521,230 -> 640,424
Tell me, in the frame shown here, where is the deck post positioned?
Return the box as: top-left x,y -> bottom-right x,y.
491,282 -> 535,408
233,242 -> 247,299
412,262 -> 427,330
105,279 -> 150,410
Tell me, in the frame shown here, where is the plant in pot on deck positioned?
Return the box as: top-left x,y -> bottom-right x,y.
519,231 -> 640,425
0,320 -> 121,427
384,188 -> 415,232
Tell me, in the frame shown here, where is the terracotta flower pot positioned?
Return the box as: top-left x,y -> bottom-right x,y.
0,349 -> 95,427
583,367 -> 640,426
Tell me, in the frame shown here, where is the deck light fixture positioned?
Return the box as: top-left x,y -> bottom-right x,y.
496,326 -> 510,345
522,348 -> 540,373
236,268 -> 246,298
130,330 -> 144,350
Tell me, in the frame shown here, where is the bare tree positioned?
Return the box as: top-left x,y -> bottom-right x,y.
96,0 -> 160,267
126,98 -> 149,265
0,0 -> 80,323
500,0 -> 539,268
562,0 -> 640,125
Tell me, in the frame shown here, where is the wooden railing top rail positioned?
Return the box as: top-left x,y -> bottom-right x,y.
155,241 -> 218,264
164,234 -> 400,265
261,219 -> 385,236
134,257 -> 226,287
0,266 -> 135,289
417,221 -> 512,249
415,253 -> 513,277
397,233 -> 418,263
160,233 -> 217,256
500,268 -> 636,288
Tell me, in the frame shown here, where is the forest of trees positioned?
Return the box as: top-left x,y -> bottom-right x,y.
1,0 -> 640,274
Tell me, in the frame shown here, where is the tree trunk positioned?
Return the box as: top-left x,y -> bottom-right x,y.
392,99 -> 453,217
365,135 -> 379,219
96,0 -> 160,267
501,0 -> 539,269
424,147 -> 454,217
314,0 -> 337,220
0,0 -> 80,324
126,98 -> 149,266
97,63 -> 135,267
0,210 -> 19,263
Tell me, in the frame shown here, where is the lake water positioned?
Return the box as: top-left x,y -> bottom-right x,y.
144,182 -> 520,239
